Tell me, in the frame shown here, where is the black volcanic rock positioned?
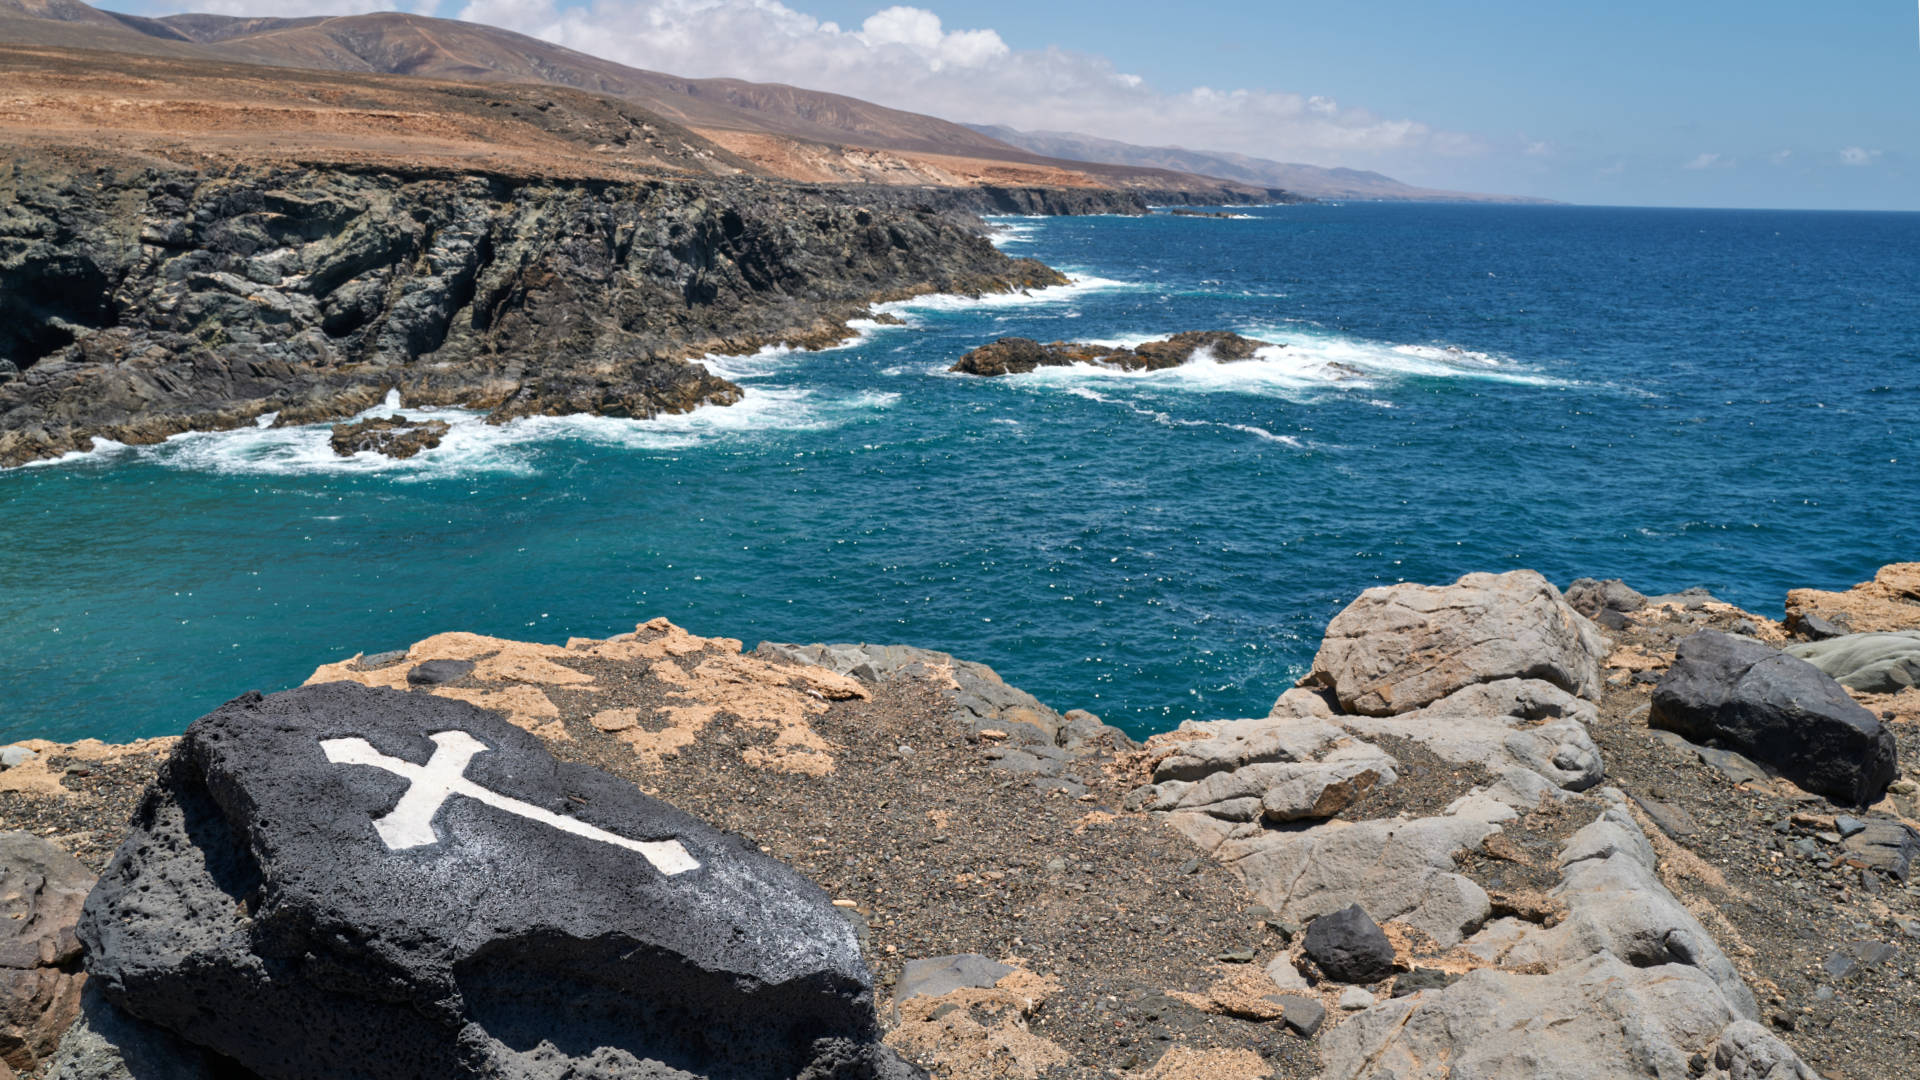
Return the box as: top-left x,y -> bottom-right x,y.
950,331 -> 1273,376
0,156 -> 1067,467
1302,904 -> 1395,984
1650,631 -> 1898,806
78,682 -> 915,1080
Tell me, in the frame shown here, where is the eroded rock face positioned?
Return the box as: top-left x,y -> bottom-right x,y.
948,331 -> 1272,376
1651,631 -> 1897,806
1308,570 -> 1606,716
0,832 -> 94,1073
0,157 -> 1065,467
79,682 -> 912,1080
328,415 -> 451,459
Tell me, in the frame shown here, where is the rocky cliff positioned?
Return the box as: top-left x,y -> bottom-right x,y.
0,153 -> 1067,467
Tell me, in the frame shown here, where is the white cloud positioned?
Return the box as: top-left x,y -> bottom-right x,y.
1769,149 -> 1793,165
1839,146 -> 1881,166
855,6 -> 1006,70
1522,140 -> 1552,158
1683,152 -> 1731,170
424,0 -> 1466,167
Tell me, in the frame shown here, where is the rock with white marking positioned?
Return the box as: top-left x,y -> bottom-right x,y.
78,682 -> 915,1080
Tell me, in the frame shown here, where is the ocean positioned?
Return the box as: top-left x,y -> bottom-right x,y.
3,202 -> 1916,744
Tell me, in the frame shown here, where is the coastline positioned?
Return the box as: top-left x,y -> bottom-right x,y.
0,150 -> 1110,470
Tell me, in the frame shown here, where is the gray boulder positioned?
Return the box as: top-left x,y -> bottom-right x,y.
80,682 -> 914,1080
1309,570 -> 1605,716
1783,631 -> 1920,694
1303,904 -> 1397,984
1651,631 -> 1898,805
1320,954 -> 1812,1080
1,832 -> 94,1073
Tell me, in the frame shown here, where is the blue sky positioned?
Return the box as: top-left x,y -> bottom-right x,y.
112,0 -> 1920,209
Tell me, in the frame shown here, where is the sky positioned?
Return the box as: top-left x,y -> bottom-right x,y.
102,0 -> 1920,209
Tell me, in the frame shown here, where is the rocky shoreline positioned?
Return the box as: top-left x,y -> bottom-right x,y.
3,564 -> 1916,1078
0,152 -> 1080,468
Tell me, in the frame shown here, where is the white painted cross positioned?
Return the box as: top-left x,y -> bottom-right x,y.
320,730 -> 700,876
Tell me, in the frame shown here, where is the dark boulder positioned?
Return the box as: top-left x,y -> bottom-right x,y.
329,415 -> 451,459
1650,631 -> 1898,806
1301,904 -> 1396,984
79,682 -> 915,1080
406,658 -> 476,686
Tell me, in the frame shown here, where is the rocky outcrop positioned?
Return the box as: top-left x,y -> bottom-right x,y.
1306,569 -> 1606,716
0,154 -> 1067,467
1651,631 -> 1898,806
328,415 -> 450,459
949,331 -> 1272,377
0,832 -> 94,1074
78,681 -> 915,1080
1785,563 -> 1920,635
1131,570 -> 1816,1078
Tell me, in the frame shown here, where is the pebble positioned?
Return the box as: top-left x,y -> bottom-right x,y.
1274,994 -> 1325,1037
0,745 -> 37,769
1836,816 -> 1867,839
1338,987 -> 1376,1010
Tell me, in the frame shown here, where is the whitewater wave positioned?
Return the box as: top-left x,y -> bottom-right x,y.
1005,328 -> 1568,397
30,385 -> 897,478
874,273 -> 1140,319
1059,386 -> 1303,448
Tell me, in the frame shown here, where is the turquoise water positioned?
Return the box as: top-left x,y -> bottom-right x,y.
4,203 -> 1917,743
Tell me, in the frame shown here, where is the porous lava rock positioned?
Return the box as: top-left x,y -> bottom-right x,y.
1651,631 -> 1898,806
78,681 -> 915,1080
949,331 -> 1272,376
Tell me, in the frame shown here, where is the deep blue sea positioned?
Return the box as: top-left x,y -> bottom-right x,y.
4,203 -> 1917,744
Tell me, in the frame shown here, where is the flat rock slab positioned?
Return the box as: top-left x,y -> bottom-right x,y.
79,682 -> 911,1080
1784,631 -> 1920,694
1651,631 -> 1898,805
892,955 -> 1012,1006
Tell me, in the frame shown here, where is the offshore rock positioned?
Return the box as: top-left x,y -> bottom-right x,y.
1307,570 -> 1606,716
78,682 -> 913,1080
0,832 -> 93,1073
1651,631 -> 1897,805
949,331 -> 1272,376
328,415 -> 450,460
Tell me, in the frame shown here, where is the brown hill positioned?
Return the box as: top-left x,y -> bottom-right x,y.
0,0 -> 1284,201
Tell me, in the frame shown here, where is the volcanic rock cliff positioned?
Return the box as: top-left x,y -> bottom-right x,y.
0,153 -> 1066,467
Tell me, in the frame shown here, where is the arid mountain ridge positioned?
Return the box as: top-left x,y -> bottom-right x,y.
0,0 -> 1288,201
968,124 -> 1557,204
0,0 -> 1529,204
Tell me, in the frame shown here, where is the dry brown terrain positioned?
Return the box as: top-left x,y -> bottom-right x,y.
0,0 -> 1279,199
